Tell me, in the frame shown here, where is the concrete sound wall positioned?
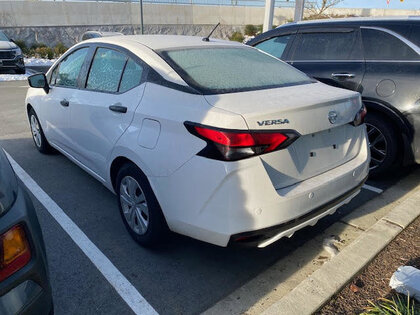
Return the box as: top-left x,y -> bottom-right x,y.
0,1 -> 418,46
1,1 -> 418,28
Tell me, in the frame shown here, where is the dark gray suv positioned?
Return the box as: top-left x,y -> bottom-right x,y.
248,17 -> 420,175
0,30 -> 25,74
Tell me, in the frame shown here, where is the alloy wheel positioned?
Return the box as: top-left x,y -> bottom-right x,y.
366,123 -> 388,171
119,176 -> 149,235
30,115 -> 42,148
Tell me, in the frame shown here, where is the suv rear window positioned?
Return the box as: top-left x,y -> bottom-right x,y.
409,25 -> 420,48
361,28 -> 419,60
159,47 -> 312,94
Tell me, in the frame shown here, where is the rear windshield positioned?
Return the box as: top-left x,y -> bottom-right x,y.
159,46 -> 313,94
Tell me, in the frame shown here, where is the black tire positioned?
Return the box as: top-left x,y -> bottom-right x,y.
15,68 -> 26,74
28,108 -> 53,154
365,112 -> 398,176
116,163 -> 168,247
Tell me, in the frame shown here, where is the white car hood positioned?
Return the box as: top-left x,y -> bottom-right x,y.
0,41 -> 17,50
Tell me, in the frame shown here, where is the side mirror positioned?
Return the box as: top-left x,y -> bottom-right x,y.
28,73 -> 50,94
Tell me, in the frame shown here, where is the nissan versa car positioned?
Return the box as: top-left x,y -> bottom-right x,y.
0,30 -> 25,74
0,147 -> 53,314
248,17 -> 420,175
25,35 -> 369,248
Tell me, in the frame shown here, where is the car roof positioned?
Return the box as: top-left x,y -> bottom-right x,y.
278,16 -> 420,29
85,35 -> 243,50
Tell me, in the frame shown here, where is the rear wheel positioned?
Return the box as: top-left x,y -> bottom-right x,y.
116,163 -> 167,247
365,113 -> 398,176
28,108 -> 53,154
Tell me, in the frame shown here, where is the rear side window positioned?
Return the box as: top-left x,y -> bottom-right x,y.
86,48 -> 127,93
119,59 -> 144,93
254,35 -> 294,59
361,28 -> 419,60
293,31 -> 361,60
409,25 -> 420,48
52,48 -> 89,87
160,47 -> 312,94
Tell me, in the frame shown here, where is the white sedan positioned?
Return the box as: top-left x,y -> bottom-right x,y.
26,35 -> 370,248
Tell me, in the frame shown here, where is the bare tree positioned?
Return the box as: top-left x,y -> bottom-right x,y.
305,0 -> 344,18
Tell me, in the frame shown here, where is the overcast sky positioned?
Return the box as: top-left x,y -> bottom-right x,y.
336,0 -> 420,9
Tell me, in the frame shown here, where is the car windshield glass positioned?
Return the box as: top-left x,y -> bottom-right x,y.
0,31 -> 9,41
159,46 -> 312,94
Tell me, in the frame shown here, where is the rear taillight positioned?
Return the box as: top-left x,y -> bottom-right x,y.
352,103 -> 367,127
0,225 -> 31,282
185,122 -> 299,161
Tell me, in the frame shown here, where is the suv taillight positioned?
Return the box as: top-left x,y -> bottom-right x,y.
0,225 -> 31,282
185,122 -> 299,161
352,103 -> 367,127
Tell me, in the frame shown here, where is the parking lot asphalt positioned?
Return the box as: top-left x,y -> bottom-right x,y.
0,80 -> 416,314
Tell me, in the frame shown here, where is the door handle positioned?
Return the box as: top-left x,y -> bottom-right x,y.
109,104 -> 127,113
331,73 -> 355,79
60,99 -> 69,107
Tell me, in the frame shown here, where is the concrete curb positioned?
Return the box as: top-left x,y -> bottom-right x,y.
262,187 -> 420,315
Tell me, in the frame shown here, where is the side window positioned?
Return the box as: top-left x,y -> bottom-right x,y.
254,35 -> 294,59
409,25 -> 420,49
119,58 -> 144,93
86,48 -> 127,93
293,31 -> 361,61
361,28 -> 419,60
53,48 -> 89,87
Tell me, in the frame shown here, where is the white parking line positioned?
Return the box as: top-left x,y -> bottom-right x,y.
362,184 -> 384,194
5,151 -> 157,315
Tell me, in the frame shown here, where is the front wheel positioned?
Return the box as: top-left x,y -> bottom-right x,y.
365,113 -> 398,176
28,108 -> 53,154
116,163 -> 168,247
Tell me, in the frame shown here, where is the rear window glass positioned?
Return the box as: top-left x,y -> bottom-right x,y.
254,35 -> 294,59
362,28 -> 419,60
160,47 -> 312,94
409,25 -> 420,48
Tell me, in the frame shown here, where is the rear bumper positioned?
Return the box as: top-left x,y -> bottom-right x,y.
229,175 -> 367,247
152,126 -> 370,247
0,185 -> 53,314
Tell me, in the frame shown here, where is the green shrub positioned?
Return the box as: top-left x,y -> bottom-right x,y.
54,42 -> 68,56
362,294 -> 420,315
229,31 -> 244,43
30,42 -> 47,50
14,40 -> 29,54
34,46 -> 54,59
244,24 -> 258,36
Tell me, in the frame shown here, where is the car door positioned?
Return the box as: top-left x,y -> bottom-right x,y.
40,47 -> 89,151
289,27 -> 365,93
68,46 -> 147,180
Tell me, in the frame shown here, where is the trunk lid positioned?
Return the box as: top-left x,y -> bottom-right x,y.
204,82 -> 365,189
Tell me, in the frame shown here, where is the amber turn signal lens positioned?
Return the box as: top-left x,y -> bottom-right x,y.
0,225 -> 31,282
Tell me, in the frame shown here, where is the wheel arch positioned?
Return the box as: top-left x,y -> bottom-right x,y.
363,97 -> 415,164
362,97 -> 413,140
26,103 -> 33,116
110,156 -> 136,191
